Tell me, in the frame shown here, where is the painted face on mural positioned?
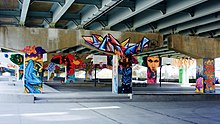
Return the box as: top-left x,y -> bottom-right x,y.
146,56 -> 160,72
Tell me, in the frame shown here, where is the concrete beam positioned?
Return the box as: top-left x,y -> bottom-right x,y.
0,26 -> 163,52
168,34 -> 220,58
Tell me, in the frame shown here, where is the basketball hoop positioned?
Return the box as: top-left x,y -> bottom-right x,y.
99,62 -> 103,68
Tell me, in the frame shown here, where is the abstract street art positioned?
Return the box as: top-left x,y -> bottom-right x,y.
50,54 -> 83,83
9,54 -> 24,80
203,58 -> 215,93
195,77 -> 204,93
142,56 -> 161,84
22,46 -> 46,93
82,33 -> 153,93
82,34 -> 150,58
1,53 -> 23,77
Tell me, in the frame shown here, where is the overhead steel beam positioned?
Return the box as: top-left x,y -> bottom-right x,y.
31,0 -> 65,4
28,11 -> 52,18
50,0 -> 75,27
41,20 -> 50,28
74,0 -> 102,8
32,0 -> 101,8
138,46 -> 169,56
81,0 -> 123,28
20,0 -> 31,26
75,46 -> 86,53
0,10 -> 80,20
110,23 -> 130,31
61,13 -> 81,20
146,47 -> 168,54
149,50 -> 176,56
0,22 -> 19,26
160,53 -> 183,58
161,12 -> 220,35
76,47 -> 90,54
63,45 -> 81,53
0,10 -> 20,17
180,21 -> 220,35
96,0 -> 163,30
133,0 -> 207,30
158,0 -> 220,34
196,21 -> 220,34
200,29 -> 220,37
117,0 -> 135,12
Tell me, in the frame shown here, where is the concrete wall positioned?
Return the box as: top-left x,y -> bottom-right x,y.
0,26 -> 163,52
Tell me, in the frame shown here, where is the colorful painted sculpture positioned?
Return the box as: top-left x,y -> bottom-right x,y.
82,34 -> 152,93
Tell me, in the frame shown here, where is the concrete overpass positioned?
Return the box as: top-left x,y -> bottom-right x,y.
0,0 -> 219,58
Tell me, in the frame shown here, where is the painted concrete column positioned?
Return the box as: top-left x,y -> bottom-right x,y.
196,59 -> 203,78
66,70 -> 75,83
196,58 -> 215,93
203,58 -> 215,93
21,46 -> 46,93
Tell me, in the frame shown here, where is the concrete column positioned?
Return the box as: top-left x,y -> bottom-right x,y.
182,67 -> 189,86
196,58 -> 215,93
196,59 -> 203,78
16,66 -> 19,81
112,55 -> 119,94
179,68 -> 183,84
66,72 -> 75,83
179,67 -> 189,86
203,58 -> 215,93
85,71 -> 90,81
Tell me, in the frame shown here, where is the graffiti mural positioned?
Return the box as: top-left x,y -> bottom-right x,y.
9,54 -> 24,80
82,34 -> 150,58
195,77 -> 204,93
142,56 -> 161,84
50,54 -> 83,83
0,53 -> 22,77
196,59 -> 203,79
82,33 -> 153,93
203,58 -> 215,93
22,46 -> 46,93
120,55 -> 132,93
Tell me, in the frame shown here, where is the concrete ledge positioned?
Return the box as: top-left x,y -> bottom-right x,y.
0,93 -> 34,103
45,82 -> 108,87
132,93 -> 220,102
34,93 -> 131,103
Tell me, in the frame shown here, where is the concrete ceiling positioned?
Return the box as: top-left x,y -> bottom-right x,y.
0,0 -> 219,58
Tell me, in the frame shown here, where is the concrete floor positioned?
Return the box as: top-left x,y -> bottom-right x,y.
0,101 -> 219,124
1,79 -> 220,124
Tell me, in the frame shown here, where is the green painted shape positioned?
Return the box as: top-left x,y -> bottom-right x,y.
179,68 -> 183,83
